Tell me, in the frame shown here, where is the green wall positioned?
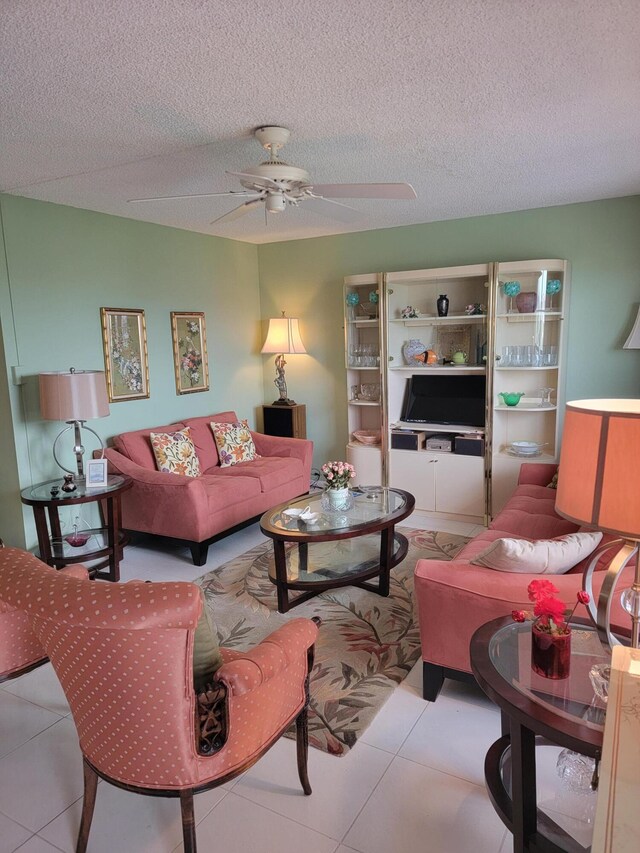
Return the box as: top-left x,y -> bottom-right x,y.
2,193 -> 639,548
257,196 -> 640,465
0,195 -> 261,547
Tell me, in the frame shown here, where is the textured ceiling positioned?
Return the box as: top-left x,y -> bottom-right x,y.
2,0 -> 639,244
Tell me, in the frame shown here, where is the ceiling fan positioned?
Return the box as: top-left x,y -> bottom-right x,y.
128,126 -> 416,225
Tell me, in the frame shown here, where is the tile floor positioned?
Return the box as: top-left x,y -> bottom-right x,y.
0,513 -> 595,852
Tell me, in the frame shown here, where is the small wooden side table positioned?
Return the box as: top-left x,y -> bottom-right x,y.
20,475 -> 132,582
262,403 -> 306,439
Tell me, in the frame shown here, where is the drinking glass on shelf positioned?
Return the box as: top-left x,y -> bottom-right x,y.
538,387 -> 554,407
501,346 -> 512,366
510,346 -> 523,367
351,385 -> 359,400
523,345 -> 535,367
542,345 -> 558,366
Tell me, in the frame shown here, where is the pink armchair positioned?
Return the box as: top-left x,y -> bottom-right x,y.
0,541 -> 88,682
0,547 -> 319,853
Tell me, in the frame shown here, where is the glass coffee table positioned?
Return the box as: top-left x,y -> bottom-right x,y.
259,487 -> 414,613
470,616 -> 619,853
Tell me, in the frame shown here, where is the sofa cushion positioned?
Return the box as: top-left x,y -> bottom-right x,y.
206,456 -> 304,493
490,484 -> 579,539
150,427 -> 201,477
183,412 -> 238,470
210,420 -> 259,467
113,422 -> 185,469
200,475 -> 262,511
193,589 -> 222,691
471,531 -> 603,574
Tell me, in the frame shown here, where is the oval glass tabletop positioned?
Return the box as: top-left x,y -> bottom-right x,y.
22,474 -> 127,502
263,486 -> 409,537
488,621 -> 609,731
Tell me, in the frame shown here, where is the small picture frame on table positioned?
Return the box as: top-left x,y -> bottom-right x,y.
85,458 -> 108,489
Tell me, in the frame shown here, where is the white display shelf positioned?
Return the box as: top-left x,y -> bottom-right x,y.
348,400 -> 380,406
347,441 -> 382,451
390,314 -> 486,326
497,450 -> 556,463
496,312 -> 562,321
389,365 -> 486,373
347,365 -> 380,370
494,404 -> 557,412
495,366 -> 559,371
348,318 -> 379,327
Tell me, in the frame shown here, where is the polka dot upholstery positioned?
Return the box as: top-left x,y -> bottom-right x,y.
0,562 -> 88,680
0,547 -> 318,790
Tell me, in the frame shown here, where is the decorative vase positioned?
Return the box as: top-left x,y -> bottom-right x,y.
326,487 -> 350,511
437,294 -> 449,317
515,291 -> 538,313
402,339 -> 427,364
531,623 -> 571,679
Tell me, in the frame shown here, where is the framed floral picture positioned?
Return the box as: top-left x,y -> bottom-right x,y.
100,307 -> 150,402
171,311 -> 209,394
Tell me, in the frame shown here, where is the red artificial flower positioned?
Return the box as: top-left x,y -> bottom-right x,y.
512,610 -> 526,623
533,595 -> 566,626
577,590 -> 590,605
527,579 -> 559,603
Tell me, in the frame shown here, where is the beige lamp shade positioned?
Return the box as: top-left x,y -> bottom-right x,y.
556,399 -> 640,538
260,316 -> 307,354
39,369 -> 110,421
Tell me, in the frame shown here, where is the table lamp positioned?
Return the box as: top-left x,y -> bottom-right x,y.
39,368 -> 110,478
261,312 -> 307,405
555,399 -> 640,649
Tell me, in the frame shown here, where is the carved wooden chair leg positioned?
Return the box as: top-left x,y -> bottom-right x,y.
296,703 -> 311,795
76,758 -> 98,853
296,639 -> 316,795
180,789 -> 197,853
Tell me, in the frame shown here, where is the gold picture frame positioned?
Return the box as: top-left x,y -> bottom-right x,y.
100,308 -> 150,402
171,311 -> 209,395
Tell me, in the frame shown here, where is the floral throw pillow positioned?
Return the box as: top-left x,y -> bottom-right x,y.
150,427 -> 201,477
210,420 -> 259,467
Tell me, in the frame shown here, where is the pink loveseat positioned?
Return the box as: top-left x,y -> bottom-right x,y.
415,462 -> 631,700
103,411 -> 313,566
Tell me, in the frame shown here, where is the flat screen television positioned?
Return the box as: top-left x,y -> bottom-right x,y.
400,374 -> 486,428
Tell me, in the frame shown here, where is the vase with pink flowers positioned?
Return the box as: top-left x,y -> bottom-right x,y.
321,460 -> 356,511
512,580 -> 591,679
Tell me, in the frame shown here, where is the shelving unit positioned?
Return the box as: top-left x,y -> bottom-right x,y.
343,259 -> 569,522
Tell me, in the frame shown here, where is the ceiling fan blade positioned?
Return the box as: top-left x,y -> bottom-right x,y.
226,170 -> 282,190
306,196 -> 363,223
210,198 -> 263,225
128,190 -> 261,203
310,182 -> 417,200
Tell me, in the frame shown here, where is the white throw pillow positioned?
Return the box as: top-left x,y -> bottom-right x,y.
470,531 -> 603,574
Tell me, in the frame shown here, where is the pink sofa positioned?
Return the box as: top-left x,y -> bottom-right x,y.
103,411 -> 313,566
415,462 -> 631,700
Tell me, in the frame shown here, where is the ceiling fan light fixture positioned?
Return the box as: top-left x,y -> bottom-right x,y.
266,194 -> 286,214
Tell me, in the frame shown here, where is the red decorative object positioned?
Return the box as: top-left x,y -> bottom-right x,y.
64,532 -> 91,547
515,291 -> 537,313
531,622 -> 571,679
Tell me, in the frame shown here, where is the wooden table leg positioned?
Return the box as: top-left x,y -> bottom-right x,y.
106,496 -> 120,583
273,539 -> 290,613
33,506 -> 53,564
510,720 -> 537,852
378,526 -> 393,597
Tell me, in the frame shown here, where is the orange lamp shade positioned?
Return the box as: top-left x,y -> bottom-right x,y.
556,399 -> 640,539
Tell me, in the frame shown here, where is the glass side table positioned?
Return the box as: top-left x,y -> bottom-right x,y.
470,616 -> 618,853
20,475 -> 132,582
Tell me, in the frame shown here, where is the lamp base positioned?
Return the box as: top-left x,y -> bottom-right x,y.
271,398 -> 297,406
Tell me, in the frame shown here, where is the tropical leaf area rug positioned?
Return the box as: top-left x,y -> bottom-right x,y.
197,528 -> 468,756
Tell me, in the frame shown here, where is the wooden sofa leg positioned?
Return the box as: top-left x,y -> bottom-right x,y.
76,758 -> 98,853
189,542 -> 208,566
180,789 -> 197,853
423,661 -> 445,701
